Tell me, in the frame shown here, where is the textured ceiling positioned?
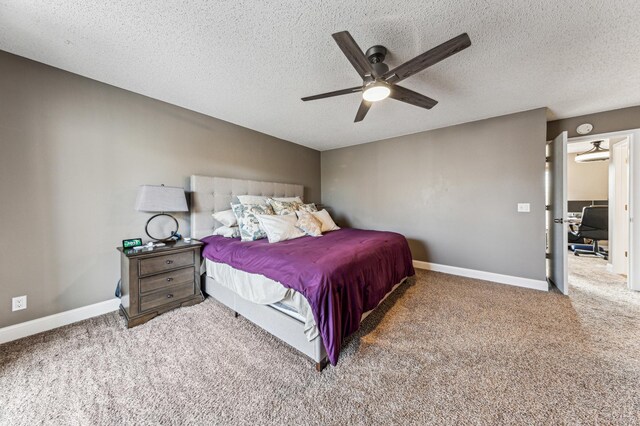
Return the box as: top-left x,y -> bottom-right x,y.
1,1 -> 640,151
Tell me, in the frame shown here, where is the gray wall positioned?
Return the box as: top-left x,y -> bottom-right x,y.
0,51 -> 320,328
547,105 -> 640,140
322,108 -> 547,281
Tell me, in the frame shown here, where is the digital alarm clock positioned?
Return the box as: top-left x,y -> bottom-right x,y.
122,238 -> 143,249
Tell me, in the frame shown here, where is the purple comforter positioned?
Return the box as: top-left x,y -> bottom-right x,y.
201,228 -> 415,365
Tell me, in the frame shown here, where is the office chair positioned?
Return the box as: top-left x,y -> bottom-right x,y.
567,225 -> 584,244
571,205 -> 608,259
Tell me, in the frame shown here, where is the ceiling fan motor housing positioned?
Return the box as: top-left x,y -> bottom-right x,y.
366,45 -> 389,76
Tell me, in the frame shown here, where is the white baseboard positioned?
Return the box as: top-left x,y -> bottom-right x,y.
413,260 -> 548,291
0,298 -> 120,345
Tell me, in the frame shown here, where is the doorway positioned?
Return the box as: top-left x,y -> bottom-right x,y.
566,135 -> 629,292
546,129 -> 639,294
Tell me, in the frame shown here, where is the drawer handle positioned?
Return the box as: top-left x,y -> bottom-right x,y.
166,277 -> 173,282
167,294 -> 174,299
165,260 -> 174,265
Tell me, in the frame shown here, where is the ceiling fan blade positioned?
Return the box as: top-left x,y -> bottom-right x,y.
383,33 -> 471,84
301,86 -> 362,101
332,31 -> 376,79
389,85 -> 438,109
354,100 -> 371,122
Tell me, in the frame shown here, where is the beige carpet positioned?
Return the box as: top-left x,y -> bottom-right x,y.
1,261 -> 639,425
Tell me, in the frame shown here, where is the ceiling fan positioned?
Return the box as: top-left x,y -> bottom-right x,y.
301,31 -> 471,122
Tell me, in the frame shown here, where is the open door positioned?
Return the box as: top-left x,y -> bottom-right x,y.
548,131 -> 569,294
611,140 -> 630,276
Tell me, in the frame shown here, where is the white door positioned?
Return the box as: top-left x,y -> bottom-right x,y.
548,132 -> 569,294
612,140 -> 630,276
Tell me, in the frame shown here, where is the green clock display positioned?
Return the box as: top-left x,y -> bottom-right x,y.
123,238 -> 143,249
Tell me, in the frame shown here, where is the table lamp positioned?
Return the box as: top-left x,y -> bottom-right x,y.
135,184 -> 188,242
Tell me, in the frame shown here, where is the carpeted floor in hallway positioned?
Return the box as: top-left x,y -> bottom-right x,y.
1,259 -> 639,425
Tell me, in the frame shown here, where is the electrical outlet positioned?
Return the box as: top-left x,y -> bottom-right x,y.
517,203 -> 531,213
12,296 -> 27,311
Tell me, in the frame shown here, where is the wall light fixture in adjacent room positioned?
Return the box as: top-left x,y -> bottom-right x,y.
135,184 -> 188,242
575,140 -> 609,163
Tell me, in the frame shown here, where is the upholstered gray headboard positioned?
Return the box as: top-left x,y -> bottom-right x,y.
189,175 -> 304,239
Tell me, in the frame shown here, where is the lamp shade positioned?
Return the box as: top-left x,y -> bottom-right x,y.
135,185 -> 188,212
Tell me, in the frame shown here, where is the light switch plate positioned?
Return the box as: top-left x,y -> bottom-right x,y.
517,203 -> 531,213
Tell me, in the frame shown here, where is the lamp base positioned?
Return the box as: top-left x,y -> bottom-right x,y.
145,213 -> 180,242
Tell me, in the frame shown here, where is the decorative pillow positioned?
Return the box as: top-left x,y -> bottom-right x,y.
212,225 -> 240,238
256,214 -> 306,243
273,196 -> 303,203
231,203 -> 274,241
297,203 -> 318,213
267,198 -> 302,216
296,212 -> 322,237
236,195 -> 269,205
212,209 -> 237,227
312,209 -> 340,233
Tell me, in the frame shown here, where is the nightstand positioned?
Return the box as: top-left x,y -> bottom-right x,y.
117,240 -> 204,328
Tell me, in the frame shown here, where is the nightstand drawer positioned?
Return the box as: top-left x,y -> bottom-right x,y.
140,281 -> 195,312
138,251 -> 194,276
139,267 -> 194,294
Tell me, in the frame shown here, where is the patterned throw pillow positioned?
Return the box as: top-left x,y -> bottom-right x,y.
267,198 -> 302,216
297,203 -> 318,213
296,211 -> 322,237
231,203 -> 274,241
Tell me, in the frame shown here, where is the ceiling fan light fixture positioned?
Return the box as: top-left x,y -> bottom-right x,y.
301,31 -> 470,122
362,82 -> 390,102
575,140 -> 609,163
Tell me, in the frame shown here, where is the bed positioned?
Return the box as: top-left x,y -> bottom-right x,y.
190,175 -> 415,370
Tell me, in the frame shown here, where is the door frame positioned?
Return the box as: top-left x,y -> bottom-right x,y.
567,128 -> 639,291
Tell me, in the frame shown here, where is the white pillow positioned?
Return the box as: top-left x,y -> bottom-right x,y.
272,196 -> 303,203
237,195 -> 268,205
256,214 -> 305,243
212,209 -> 237,227
212,226 -> 240,238
311,209 -> 340,233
